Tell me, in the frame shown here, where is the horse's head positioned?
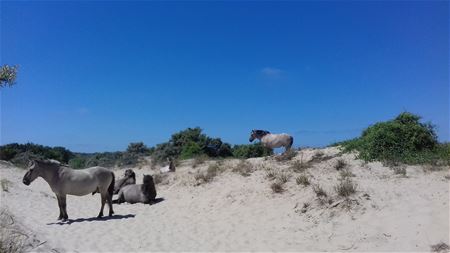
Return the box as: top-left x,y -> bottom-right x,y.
249,130 -> 270,142
124,169 -> 136,180
22,160 -> 40,185
143,175 -> 154,185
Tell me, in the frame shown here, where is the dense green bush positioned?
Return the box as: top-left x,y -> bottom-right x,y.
0,143 -> 74,166
337,112 -> 447,164
126,142 -> 152,155
232,143 -> 273,158
151,127 -> 234,163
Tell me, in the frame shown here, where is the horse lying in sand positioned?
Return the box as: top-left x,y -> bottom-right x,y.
113,175 -> 157,205
249,129 -> 294,154
113,169 -> 136,194
22,160 -> 115,221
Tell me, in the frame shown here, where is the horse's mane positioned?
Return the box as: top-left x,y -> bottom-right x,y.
141,175 -> 156,200
255,130 -> 270,136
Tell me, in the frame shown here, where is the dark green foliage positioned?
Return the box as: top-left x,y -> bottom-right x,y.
68,157 -> 86,169
232,143 -> 273,159
152,127 -> 234,163
0,143 -> 74,167
337,112 -> 447,165
126,142 -> 152,155
0,65 -> 18,88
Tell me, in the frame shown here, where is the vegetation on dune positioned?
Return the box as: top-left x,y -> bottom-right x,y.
334,112 -> 449,165
0,65 -> 18,88
151,127 -> 233,163
232,143 -> 273,159
0,142 -> 150,169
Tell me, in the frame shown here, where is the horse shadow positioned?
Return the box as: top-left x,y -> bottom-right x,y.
47,214 -> 135,225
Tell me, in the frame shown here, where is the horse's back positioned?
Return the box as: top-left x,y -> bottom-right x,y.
119,185 -> 146,204
62,166 -> 113,196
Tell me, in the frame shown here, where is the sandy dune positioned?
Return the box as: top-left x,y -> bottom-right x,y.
0,147 -> 449,252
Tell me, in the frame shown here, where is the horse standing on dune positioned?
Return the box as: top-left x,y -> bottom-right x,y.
249,129 -> 294,154
22,159 -> 115,221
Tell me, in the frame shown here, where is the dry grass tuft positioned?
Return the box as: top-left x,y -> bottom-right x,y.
291,159 -> 309,173
339,168 -> 355,179
431,242 -> 449,253
232,160 -> 253,177
194,163 -> 222,185
313,184 -> 328,198
1,179 -> 11,192
265,168 -> 278,180
0,210 -> 26,253
270,181 -> 285,194
393,166 -> 407,176
275,149 -> 297,162
192,155 -> 208,168
296,174 -> 310,186
334,178 -> 357,197
335,159 -> 347,170
153,173 -> 169,185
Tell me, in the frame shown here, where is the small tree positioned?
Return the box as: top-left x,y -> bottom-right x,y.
0,65 -> 18,88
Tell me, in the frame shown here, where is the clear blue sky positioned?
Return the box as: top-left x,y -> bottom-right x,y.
1,1 -> 448,152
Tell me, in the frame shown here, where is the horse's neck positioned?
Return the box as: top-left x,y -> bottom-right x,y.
40,166 -> 62,185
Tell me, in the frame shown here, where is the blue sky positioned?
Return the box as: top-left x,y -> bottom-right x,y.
1,1 -> 448,152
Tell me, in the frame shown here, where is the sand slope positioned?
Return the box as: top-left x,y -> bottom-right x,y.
0,147 -> 449,252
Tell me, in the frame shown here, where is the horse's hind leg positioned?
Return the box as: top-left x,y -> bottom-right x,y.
58,195 -> 68,221
56,195 -> 64,220
98,194 -> 106,218
107,192 -> 114,216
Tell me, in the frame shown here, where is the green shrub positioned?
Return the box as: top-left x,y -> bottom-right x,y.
68,157 -> 87,169
232,143 -> 273,159
338,112 -> 445,164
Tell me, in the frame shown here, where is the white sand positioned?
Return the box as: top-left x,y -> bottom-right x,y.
1,147 -> 449,252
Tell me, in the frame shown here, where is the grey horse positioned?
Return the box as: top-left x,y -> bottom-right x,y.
249,129 -> 294,153
113,169 -> 136,194
113,175 -> 156,205
22,160 -> 115,221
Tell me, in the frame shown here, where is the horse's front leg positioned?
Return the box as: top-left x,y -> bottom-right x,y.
56,195 -> 64,220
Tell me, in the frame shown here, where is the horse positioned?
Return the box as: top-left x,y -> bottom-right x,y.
113,175 -> 156,205
113,169 -> 136,194
22,159 -> 115,221
249,129 -> 294,154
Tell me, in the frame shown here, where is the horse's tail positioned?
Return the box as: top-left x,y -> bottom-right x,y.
288,136 -> 294,148
108,172 -> 115,197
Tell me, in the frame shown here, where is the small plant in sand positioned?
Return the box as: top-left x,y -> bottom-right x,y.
276,172 -> 290,183
301,202 -> 310,213
1,179 -> 10,192
431,242 -> 449,253
334,159 -> 347,170
393,166 -> 407,177
0,210 -> 26,253
313,184 -> 328,198
339,168 -> 355,179
296,174 -> 310,186
275,149 -> 297,162
310,151 -> 334,164
265,168 -> 278,180
153,173 -> 169,185
422,164 -> 445,172
232,160 -> 253,177
270,181 -> 285,194
194,163 -> 221,185
192,155 -> 208,168
291,159 -> 309,173
334,178 -> 357,198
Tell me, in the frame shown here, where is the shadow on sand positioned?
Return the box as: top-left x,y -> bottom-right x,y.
47,214 -> 135,225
